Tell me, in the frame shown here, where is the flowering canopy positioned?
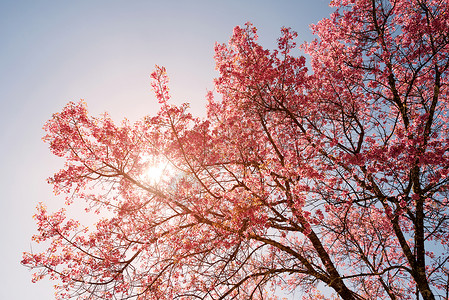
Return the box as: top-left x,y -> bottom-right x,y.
23,0 -> 449,299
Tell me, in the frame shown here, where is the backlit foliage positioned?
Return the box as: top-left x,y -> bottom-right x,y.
23,1 -> 449,299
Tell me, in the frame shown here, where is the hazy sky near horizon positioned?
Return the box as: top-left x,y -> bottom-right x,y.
0,1 -> 332,298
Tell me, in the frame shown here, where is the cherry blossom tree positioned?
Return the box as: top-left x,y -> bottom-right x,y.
22,0 -> 449,299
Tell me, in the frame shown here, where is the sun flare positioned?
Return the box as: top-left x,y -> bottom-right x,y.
140,157 -> 173,184
145,164 -> 165,182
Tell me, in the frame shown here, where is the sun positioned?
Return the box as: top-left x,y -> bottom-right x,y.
140,157 -> 173,184
145,163 -> 165,182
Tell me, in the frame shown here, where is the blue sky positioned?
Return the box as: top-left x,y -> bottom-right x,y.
0,1 -> 332,298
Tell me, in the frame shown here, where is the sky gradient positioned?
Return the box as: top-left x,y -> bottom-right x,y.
0,1 -> 333,298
